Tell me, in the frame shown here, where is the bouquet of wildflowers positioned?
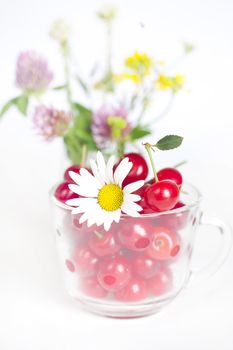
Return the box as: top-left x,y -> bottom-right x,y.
0,4 -> 192,164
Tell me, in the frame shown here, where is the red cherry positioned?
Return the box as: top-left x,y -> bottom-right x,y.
122,153 -> 149,187
80,276 -> 108,299
172,202 -> 188,229
64,165 -> 81,183
97,256 -> 131,292
145,180 -> 179,212
55,182 -> 79,204
147,227 -> 181,260
134,184 -> 154,214
157,168 -> 183,188
173,201 -> 185,209
73,246 -> 99,276
115,277 -> 147,302
157,202 -> 188,230
88,231 -> 120,257
148,266 -> 173,296
133,255 -> 160,279
117,219 -> 152,251
134,183 -> 148,198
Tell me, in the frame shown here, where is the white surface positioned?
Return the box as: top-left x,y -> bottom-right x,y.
1,0 -> 233,349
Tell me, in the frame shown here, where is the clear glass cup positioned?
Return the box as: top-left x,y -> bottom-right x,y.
50,183 -> 232,318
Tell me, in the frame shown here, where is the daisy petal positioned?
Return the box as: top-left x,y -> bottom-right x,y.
68,171 -> 81,184
71,197 -> 97,208
124,193 -> 141,202
114,158 -> 132,186
69,183 -> 98,197
90,159 -> 105,186
104,218 -> 112,231
79,213 -> 88,224
71,207 -> 85,215
96,151 -> 107,183
123,180 -> 145,194
106,155 -> 115,183
68,184 -> 80,195
117,162 -> 133,187
121,202 -> 142,217
123,201 -> 143,212
78,168 -> 102,188
113,209 -> 121,223
66,198 -> 80,206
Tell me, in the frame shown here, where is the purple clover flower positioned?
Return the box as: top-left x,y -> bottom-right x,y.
91,105 -> 132,149
33,105 -> 71,141
16,51 -> 53,93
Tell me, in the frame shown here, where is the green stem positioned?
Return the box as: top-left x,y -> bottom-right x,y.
117,141 -> 125,159
61,43 -> 73,112
106,21 -> 112,74
80,144 -> 87,167
144,143 -> 159,183
173,160 -> 187,168
136,84 -> 154,124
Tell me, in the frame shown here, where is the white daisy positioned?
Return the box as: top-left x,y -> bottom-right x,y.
66,151 -> 144,231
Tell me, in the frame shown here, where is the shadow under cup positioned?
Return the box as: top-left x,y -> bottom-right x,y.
50,183 -> 230,318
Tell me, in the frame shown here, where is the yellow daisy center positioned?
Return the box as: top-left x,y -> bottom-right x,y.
98,184 -> 124,212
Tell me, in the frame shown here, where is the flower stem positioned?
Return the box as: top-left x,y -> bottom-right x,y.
106,21 -> 112,75
144,143 -> 159,183
117,141 -> 125,159
61,43 -> 73,112
80,144 -> 87,167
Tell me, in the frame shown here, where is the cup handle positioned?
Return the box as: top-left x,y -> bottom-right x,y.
188,213 -> 232,286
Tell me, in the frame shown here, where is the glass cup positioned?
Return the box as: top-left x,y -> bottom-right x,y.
50,183 -> 232,318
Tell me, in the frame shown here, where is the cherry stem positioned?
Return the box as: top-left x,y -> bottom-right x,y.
80,144 -> 87,167
173,160 -> 187,168
144,143 -> 159,183
94,230 -> 104,239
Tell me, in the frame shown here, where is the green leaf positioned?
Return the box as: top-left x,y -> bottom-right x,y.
155,135 -> 183,150
1,95 -> 29,118
130,126 -> 151,140
72,102 -> 91,116
13,95 -> 28,115
63,103 -> 97,163
53,84 -> 67,90
0,99 -> 15,118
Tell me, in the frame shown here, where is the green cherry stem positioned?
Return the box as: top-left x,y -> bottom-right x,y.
144,143 -> 159,183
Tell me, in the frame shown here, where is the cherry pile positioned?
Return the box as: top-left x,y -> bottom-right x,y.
65,218 -> 178,301
54,150 -> 188,302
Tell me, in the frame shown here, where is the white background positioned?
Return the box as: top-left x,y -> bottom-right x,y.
0,0 -> 233,349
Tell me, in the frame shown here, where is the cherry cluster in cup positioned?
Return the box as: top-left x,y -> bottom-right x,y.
54,135 -> 187,302
64,216 -> 178,301
55,135 -> 184,216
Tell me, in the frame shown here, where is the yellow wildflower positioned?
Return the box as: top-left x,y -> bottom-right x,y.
125,51 -> 153,77
113,73 -> 141,84
156,74 -> 184,93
